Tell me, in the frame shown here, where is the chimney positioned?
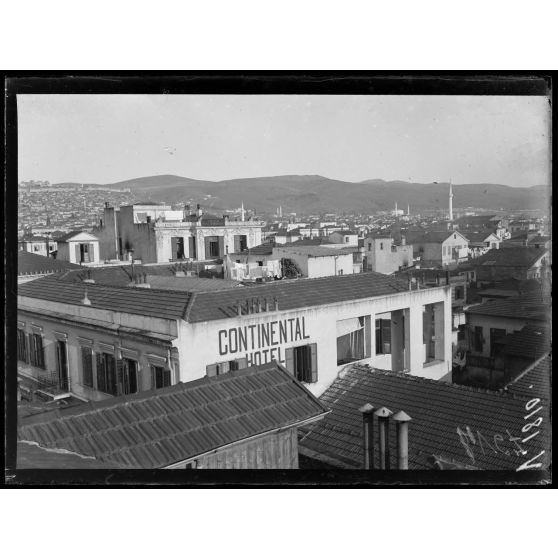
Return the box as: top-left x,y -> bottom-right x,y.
359,403 -> 376,470
237,300 -> 242,316
264,298 -> 270,312
374,407 -> 393,470
274,297 -> 279,311
393,410 -> 412,470
401,236 -> 406,246
81,286 -> 91,306
83,269 -> 95,284
445,270 -> 450,285
408,276 -> 412,291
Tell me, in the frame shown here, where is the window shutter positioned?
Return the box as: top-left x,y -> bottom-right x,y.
75,243 -> 81,263
218,236 -> 225,257
96,353 -> 104,392
284,348 -> 295,375
116,359 -> 124,395
28,333 -> 35,365
237,357 -> 248,369
206,364 -> 218,378
171,237 -> 178,258
89,243 -> 95,262
163,368 -> 171,387
310,343 -> 318,383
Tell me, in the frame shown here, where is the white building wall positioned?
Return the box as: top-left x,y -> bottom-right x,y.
177,285 -> 452,397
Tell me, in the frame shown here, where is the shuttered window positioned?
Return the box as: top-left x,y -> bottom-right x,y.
120,358 -> 138,395
28,333 -> 45,369
206,357 -> 248,378
284,343 -> 318,383
96,352 -> 117,395
17,329 -> 28,362
152,365 -> 171,389
81,346 -> 94,387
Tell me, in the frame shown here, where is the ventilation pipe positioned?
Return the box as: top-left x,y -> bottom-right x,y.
374,407 -> 393,470
81,286 -> 91,306
393,410 -> 412,470
359,403 -> 376,470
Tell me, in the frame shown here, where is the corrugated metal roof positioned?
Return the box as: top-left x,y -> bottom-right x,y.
18,275 -> 192,321
299,365 -> 551,470
18,363 -> 329,468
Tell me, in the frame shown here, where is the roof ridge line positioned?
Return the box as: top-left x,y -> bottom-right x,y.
505,353 -> 551,388
184,291 -> 197,321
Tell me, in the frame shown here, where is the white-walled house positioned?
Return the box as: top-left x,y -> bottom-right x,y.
464,231 -> 500,259
328,230 -> 359,247
17,272 -> 453,403
272,245 -> 355,278
95,203 -> 264,263
18,236 -> 58,257
55,231 -> 101,265
363,235 -> 413,274
406,230 -> 469,268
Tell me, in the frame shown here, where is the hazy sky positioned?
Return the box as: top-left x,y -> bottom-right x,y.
18,94 -> 550,187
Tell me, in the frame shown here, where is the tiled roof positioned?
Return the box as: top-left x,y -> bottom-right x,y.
495,325 -> 551,360
55,230 -> 91,242
505,356 -> 551,400
288,237 -> 335,246
18,363 -> 329,468
463,231 -> 498,243
17,441 -> 124,469
406,230 -> 465,244
466,293 -> 550,321
235,243 -> 276,256
146,276 -> 242,292
299,365 -> 551,470
185,272 -> 411,323
275,245 -> 351,257
473,246 -> 547,268
18,252 -> 81,275
18,275 -> 192,321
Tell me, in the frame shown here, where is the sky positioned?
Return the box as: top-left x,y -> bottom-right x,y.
17,94 -> 550,187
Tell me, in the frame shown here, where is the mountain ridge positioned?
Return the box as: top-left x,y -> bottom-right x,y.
51,174 -> 550,213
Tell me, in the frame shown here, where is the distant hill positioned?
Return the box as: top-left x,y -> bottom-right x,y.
52,174 -> 550,214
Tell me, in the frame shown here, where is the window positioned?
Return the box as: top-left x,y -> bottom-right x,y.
33,245 -> 40,252
345,236 -> 349,242
454,286 -> 464,300
490,328 -> 506,357
184,461 -> 197,469
473,326 -> 484,353
285,343 -> 317,383
206,357 -> 247,377
337,317 -> 367,365
375,319 -> 391,354
81,346 -> 94,388
28,333 -> 45,369
96,352 -> 117,395
257,261 -> 263,267
55,340 -> 69,391
338,269 -> 344,275
368,243 -> 372,251
17,329 -> 28,362
380,242 -> 384,250
457,324 -> 466,341
209,241 -> 220,257
152,365 -> 171,389
120,358 -> 138,394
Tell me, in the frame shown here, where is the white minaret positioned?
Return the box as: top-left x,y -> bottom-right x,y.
448,180 -> 454,221
407,204 -> 410,216
241,201 -> 246,222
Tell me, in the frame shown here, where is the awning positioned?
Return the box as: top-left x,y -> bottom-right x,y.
336,317 -> 363,337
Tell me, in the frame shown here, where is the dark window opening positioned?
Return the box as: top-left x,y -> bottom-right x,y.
55,340 -> 69,391
206,358 -> 247,377
375,319 -> 391,354
473,326 -> 484,353
17,329 -> 28,363
120,358 -> 138,394
96,352 -> 117,395
490,328 -> 507,358
152,365 -> 171,389
81,346 -> 94,388
28,333 -> 45,369
285,343 -> 318,383
171,237 -> 185,259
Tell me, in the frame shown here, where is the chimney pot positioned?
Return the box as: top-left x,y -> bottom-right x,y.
374,406 -> 393,470
359,403 -> 376,470
274,297 -> 279,311
393,410 -> 412,470
237,300 -> 242,316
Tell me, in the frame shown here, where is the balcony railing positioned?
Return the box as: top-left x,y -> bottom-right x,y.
37,371 -> 68,394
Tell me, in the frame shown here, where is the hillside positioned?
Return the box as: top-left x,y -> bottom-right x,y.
53,174 -> 550,214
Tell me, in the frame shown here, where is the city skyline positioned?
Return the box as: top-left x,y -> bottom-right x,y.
18,94 -> 550,188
